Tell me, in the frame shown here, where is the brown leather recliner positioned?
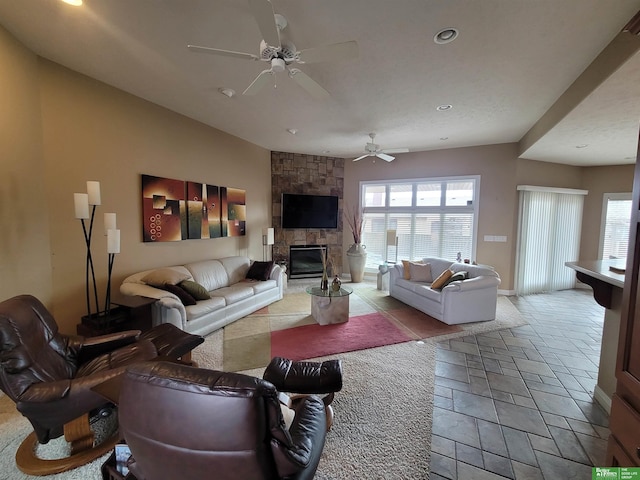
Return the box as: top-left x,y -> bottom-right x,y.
119,361 -> 328,480
0,294 -> 202,475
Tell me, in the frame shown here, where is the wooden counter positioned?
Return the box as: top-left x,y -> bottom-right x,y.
566,259 -> 626,413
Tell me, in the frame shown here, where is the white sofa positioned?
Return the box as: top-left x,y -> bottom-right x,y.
120,256 -> 284,337
389,257 -> 500,325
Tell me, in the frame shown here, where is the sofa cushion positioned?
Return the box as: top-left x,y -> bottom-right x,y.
159,284 -> 197,306
246,261 -> 274,281
142,268 -> 191,287
431,269 -> 453,290
248,279 -> 278,294
220,256 -> 251,285
179,280 -> 211,300
409,262 -> 432,282
413,284 -> 443,303
185,260 -> 229,292
422,258 -> 454,279
210,284 -> 254,305
185,297 -> 226,321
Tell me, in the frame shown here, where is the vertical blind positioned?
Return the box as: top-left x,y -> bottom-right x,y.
516,186 -> 586,295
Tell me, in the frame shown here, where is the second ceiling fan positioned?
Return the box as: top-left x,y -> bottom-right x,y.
188,0 -> 358,99
353,133 -> 409,162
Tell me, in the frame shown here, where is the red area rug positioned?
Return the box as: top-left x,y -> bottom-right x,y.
270,312 -> 412,361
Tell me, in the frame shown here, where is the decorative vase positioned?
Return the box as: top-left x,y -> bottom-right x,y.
346,243 -> 367,283
320,270 -> 329,291
331,275 -> 341,292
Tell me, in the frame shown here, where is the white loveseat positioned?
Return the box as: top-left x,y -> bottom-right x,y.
389,257 -> 500,325
120,256 -> 284,337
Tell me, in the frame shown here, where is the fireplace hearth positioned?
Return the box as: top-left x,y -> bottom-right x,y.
289,245 -> 325,279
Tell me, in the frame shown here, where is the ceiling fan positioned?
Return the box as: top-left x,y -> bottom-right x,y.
353,133 -> 409,162
187,0 -> 358,99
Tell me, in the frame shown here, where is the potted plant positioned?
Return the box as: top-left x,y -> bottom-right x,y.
345,203 -> 367,282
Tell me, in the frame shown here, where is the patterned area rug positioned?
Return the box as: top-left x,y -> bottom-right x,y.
222,281 -> 466,371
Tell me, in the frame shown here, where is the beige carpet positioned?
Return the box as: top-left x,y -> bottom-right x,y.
0,283 -> 527,480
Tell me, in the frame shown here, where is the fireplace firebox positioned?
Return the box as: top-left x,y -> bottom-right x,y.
289,245 -> 325,279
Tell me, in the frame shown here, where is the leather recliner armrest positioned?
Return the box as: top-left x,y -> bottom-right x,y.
270,395 -> 327,478
75,330 -> 141,364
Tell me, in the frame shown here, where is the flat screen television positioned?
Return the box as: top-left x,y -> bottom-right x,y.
281,193 -> 339,229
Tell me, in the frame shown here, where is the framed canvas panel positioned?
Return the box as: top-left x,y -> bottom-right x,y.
186,181 -> 222,239
141,174 -> 186,242
221,187 -> 246,237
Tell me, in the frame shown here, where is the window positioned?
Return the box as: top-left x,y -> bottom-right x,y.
360,176 -> 479,269
600,193 -> 632,260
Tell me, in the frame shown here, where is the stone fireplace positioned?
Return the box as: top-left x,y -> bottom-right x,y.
271,152 -> 345,275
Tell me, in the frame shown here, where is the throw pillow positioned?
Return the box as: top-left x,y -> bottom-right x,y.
441,271 -> 468,289
141,268 -> 190,287
401,259 -> 423,280
246,261 -> 274,281
159,283 -> 197,306
409,262 -> 432,282
431,269 -> 453,290
179,280 -> 210,300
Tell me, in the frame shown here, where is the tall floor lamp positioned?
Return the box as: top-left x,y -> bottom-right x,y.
263,227 -> 274,261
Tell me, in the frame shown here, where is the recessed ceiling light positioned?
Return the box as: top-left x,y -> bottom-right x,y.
323,150 -> 331,154
436,104 -> 452,111
286,128 -> 298,135
575,144 -> 588,148
434,28 -> 458,45
218,88 -> 235,98
61,0 -> 83,5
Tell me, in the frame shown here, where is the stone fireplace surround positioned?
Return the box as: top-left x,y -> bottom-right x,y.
271,151 -> 344,276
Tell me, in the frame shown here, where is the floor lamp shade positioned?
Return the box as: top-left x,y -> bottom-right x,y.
263,228 -> 274,245
386,229 -> 397,247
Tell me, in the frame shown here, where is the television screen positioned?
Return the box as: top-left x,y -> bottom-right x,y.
281,193 -> 339,229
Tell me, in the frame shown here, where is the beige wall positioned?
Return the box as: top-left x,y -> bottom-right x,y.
1,26 -> 271,334
0,26 -> 53,305
2,25 -> 634,333
580,165 -> 634,260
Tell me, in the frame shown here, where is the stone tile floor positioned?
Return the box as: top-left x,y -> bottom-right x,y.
430,288 -> 610,479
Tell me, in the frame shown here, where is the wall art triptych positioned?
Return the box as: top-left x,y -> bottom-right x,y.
142,174 -> 246,243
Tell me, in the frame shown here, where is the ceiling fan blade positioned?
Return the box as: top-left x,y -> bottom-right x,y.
288,68 -> 330,99
242,69 -> 274,95
187,44 -> 259,61
381,148 -> 409,154
376,153 -> 395,162
248,0 -> 281,48
353,154 -> 370,162
297,41 -> 359,64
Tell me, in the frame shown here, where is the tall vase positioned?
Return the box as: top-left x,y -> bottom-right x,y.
346,243 -> 367,283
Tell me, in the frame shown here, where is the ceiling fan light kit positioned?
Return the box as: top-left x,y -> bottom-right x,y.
353,133 -> 409,163
187,0 -> 358,99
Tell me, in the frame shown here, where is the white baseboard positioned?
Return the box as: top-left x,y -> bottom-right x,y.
593,385 -> 612,414
498,289 -> 515,296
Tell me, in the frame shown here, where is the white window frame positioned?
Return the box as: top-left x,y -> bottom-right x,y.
359,175 -> 480,270
599,192 -> 632,260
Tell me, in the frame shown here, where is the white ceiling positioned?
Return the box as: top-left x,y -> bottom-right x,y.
1,0 -> 640,166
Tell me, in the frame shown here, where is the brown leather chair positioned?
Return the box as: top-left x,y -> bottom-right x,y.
0,294 -> 202,475
119,361 -> 328,480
